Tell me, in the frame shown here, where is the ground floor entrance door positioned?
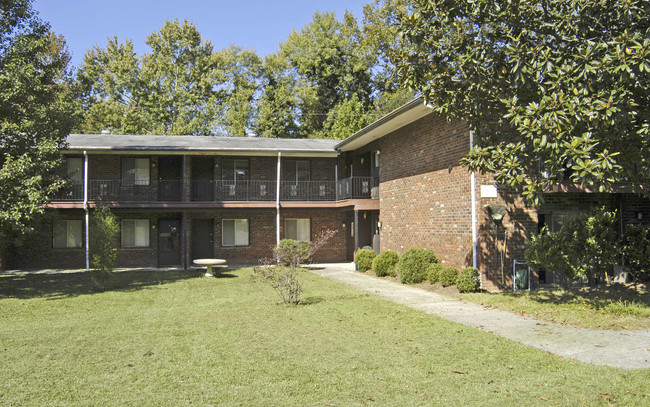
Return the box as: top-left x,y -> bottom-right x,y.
191,219 -> 214,260
159,219 -> 181,266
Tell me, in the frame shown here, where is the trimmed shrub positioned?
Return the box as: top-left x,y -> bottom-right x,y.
372,251 -> 399,277
355,249 -> 376,272
457,267 -> 481,292
439,266 -> 459,287
275,239 -> 311,267
398,248 -> 438,284
426,263 -> 444,284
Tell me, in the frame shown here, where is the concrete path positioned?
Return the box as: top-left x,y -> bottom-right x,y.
308,263 -> 650,370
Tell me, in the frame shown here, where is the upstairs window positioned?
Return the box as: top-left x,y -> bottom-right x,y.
66,157 -> 83,182
283,160 -> 310,183
222,159 -> 249,184
122,158 -> 150,186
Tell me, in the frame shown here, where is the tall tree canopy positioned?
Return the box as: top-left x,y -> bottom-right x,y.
77,20 -> 226,135
393,0 -> 650,202
0,0 -> 77,252
77,10 -> 415,139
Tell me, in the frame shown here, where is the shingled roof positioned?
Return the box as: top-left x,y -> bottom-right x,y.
65,134 -> 339,156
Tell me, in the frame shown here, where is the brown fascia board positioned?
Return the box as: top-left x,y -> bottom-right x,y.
335,97 -> 433,152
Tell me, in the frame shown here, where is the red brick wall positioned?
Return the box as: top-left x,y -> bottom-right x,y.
377,114 -> 474,268
372,113 -> 541,291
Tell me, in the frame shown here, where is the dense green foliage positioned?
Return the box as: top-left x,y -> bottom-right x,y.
426,262 -> 443,284
438,266 -> 459,288
372,250 -> 399,277
397,248 -> 438,284
76,20 -> 261,136
89,203 -> 119,288
457,267 -> 481,293
355,248 -> 376,272
75,9 -> 414,139
622,224 -> 650,285
525,208 -> 619,287
274,239 -> 312,267
0,0 -> 77,261
393,0 -> 650,203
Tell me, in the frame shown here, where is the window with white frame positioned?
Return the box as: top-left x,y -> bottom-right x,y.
53,220 -> 83,248
122,158 -> 150,186
285,218 -> 310,241
121,219 -> 150,247
222,219 -> 249,246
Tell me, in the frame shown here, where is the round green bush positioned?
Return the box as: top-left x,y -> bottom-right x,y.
397,248 -> 438,284
439,266 -> 459,287
457,267 -> 481,293
355,249 -> 376,272
372,251 -> 399,277
426,263 -> 444,284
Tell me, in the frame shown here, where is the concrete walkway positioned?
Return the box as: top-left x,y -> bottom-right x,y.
308,263 -> 650,370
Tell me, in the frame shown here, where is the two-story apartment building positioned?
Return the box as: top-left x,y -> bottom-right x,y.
7,98 -> 649,290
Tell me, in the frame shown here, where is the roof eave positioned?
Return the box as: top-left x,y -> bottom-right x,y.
335,97 -> 433,152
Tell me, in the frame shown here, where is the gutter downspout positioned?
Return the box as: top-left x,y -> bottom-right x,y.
276,152 -> 281,251
83,150 -> 90,272
470,131 -> 480,289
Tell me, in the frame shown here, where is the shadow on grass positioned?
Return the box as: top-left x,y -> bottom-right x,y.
0,269 -> 222,300
492,283 -> 649,311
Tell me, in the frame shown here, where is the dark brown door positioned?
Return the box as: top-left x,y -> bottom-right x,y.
159,219 -> 181,266
191,219 -> 214,260
158,156 -> 182,201
191,156 -> 214,201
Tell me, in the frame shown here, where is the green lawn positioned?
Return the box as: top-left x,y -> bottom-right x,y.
462,285 -> 650,330
1,269 -> 649,406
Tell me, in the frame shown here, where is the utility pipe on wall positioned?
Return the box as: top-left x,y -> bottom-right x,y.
470,131 -> 479,288
83,150 -> 90,272
276,152 -> 282,249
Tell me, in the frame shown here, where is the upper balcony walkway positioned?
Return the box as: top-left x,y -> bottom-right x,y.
54,177 -> 378,206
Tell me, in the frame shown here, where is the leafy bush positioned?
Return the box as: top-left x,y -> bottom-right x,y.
252,264 -> 303,305
398,248 -> 438,284
372,251 -> 399,277
622,224 -> 650,286
426,263 -> 444,284
275,239 -> 311,267
439,266 -> 459,287
456,267 -> 481,293
355,249 -> 376,272
274,229 -> 338,267
89,203 -> 119,290
255,229 -> 337,305
525,207 -> 619,287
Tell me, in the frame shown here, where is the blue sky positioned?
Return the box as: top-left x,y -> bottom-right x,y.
33,0 -> 369,69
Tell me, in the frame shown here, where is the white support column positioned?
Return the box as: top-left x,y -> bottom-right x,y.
276,152 -> 282,249
83,150 -> 90,272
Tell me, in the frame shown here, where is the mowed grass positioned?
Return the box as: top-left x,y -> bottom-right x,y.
1,269 -> 649,406
463,285 -> 650,330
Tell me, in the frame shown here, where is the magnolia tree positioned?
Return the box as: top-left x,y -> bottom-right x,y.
392,0 -> 650,203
